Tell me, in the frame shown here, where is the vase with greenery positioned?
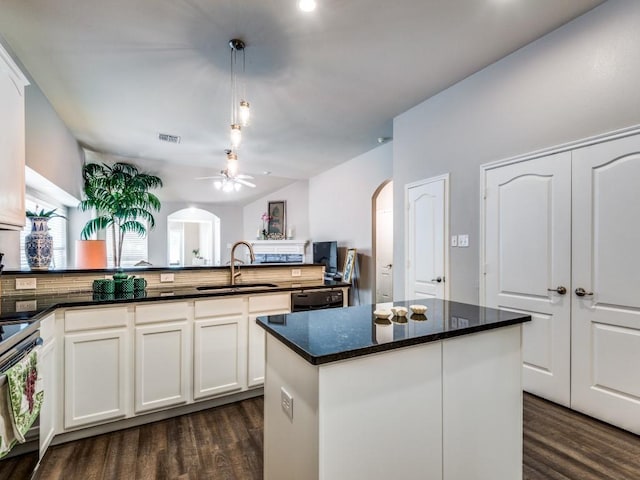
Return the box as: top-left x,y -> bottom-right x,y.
25,208 -> 66,270
78,162 -> 163,268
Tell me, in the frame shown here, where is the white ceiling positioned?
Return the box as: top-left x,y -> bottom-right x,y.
0,0 -> 603,204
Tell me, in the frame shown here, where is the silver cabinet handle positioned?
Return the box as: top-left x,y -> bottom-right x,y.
547,286 -> 567,295
575,288 -> 594,297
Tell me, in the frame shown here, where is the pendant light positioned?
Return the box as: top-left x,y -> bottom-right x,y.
229,39 -> 250,147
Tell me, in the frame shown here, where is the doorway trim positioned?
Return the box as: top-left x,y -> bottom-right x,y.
404,173 -> 450,300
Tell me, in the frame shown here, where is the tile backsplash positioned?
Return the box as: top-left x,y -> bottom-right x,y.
0,265 -> 324,297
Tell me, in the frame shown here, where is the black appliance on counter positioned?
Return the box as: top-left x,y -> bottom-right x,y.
291,290 -> 344,312
313,242 -> 339,280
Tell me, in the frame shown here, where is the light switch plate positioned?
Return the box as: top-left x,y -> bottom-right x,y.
281,387 -> 294,420
15,278 -> 37,290
160,273 -> 175,283
458,234 -> 469,247
451,235 -> 458,247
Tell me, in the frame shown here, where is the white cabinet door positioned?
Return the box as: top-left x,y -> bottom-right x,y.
193,317 -> 243,399
484,153 -> 572,406
0,46 -> 28,230
405,175 -> 448,300
135,322 -> 189,413
39,314 -> 56,457
64,329 -> 129,429
571,135 -> 640,434
247,293 -> 291,388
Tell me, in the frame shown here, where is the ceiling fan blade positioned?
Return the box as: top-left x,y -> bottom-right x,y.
235,174 -> 254,180
236,178 -> 256,188
195,175 -> 224,180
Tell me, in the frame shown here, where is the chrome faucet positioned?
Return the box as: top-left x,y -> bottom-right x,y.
230,241 -> 255,285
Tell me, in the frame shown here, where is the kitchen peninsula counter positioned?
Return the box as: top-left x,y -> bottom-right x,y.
258,299 -> 530,480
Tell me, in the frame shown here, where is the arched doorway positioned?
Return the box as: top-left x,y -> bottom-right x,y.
372,180 -> 393,303
167,208 -> 221,266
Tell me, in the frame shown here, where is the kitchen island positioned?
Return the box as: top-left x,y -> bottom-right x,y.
257,299 -> 530,480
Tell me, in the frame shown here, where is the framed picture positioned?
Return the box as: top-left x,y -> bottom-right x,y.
343,248 -> 357,283
268,201 -> 286,235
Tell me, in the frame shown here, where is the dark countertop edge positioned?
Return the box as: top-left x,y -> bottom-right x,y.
257,316 -> 531,366
2,263 -> 322,276
2,282 -> 350,322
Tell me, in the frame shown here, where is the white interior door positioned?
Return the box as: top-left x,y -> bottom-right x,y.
571,135 -> 640,434
484,153 -> 572,406
376,207 -> 393,302
406,175 -> 448,301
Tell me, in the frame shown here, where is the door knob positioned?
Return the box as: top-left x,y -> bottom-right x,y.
385,264 -> 393,269
431,276 -> 443,283
575,287 -> 594,297
547,286 -> 567,295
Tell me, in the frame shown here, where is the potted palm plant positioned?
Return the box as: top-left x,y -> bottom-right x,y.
78,162 -> 163,268
25,208 -> 66,270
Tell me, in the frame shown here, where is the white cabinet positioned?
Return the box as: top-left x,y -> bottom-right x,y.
193,297 -> 247,400
39,313 -> 56,458
0,44 -> 29,230
134,302 -> 190,413
247,293 -> 290,387
63,307 -> 130,429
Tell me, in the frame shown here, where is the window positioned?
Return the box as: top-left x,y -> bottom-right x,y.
20,196 -> 68,270
106,222 -> 149,267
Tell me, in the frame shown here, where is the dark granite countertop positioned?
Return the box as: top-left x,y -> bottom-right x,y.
0,280 -> 349,321
256,299 -> 531,365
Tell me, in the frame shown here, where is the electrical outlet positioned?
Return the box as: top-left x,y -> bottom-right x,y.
291,268 -> 302,277
451,235 -> 458,247
281,387 -> 294,420
15,278 -> 37,290
15,300 -> 37,312
160,273 -> 175,283
458,234 -> 470,248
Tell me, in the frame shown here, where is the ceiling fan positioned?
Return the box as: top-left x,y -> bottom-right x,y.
195,169 -> 256,192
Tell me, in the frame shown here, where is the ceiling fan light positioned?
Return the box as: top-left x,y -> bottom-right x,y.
299,0 -> 316,12
234,182 -> 242,191
230,124 -> 242,148
239,100 -> 250,126
222,181 -> 234,193
213,180 -> 222,190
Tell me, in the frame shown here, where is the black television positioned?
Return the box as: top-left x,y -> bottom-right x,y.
313,241 -> 338,275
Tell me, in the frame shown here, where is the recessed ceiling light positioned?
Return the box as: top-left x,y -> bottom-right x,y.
263,171 -> 272,175
298,0 -> 316,12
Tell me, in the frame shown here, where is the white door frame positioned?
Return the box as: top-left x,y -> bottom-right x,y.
404,173 -> 450,301
479,123 -> 640,303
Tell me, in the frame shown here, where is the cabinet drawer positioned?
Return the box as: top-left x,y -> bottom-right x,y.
195,297 -> 245,319
249,293 -> 290,313
135,301 -> 189,324
65,307 -> 129,332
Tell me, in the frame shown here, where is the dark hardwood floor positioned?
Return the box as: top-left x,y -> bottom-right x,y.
3,393 -> 640,479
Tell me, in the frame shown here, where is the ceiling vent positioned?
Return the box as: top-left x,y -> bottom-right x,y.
158,133 -> 181,144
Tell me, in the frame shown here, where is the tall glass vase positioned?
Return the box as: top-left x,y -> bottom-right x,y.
25,216 -> 53,270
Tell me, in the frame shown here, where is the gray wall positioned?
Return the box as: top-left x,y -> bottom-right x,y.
310,142 -> 393,305
148,201 -> 244,267
243,180 -> 310,242
393,0 -> 640,304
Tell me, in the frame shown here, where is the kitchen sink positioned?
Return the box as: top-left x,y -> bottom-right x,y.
196,283 -> 279,291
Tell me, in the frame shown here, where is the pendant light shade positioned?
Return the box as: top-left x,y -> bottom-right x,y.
230,124 -> 242,148
239,100 -> 250,126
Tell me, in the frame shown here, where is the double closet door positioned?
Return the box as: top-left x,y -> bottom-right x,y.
484,132 -> 640,434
